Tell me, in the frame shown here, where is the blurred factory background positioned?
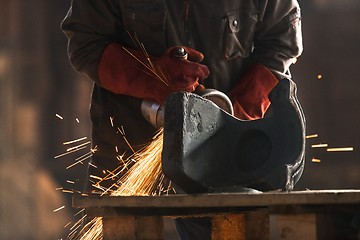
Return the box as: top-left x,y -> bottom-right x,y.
0,0 -> 359,239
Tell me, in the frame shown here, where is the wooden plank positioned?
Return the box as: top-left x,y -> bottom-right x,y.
102,216 -> 163,240
270,213 -> 317,240
73,190 -> 360,239
212,209 -> 270,240
73,190 -> 360,210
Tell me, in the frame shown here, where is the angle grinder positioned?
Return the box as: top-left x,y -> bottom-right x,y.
141,47 -> 233,128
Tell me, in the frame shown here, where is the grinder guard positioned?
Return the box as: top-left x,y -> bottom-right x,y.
162,79 -> 306,193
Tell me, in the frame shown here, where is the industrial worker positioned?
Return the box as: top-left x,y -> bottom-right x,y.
62,0 -> 303,239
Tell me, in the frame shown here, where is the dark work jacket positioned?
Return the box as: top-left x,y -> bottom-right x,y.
61,0 -> 303,173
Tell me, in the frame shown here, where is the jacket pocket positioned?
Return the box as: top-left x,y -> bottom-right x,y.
218,9 -> 258,60
120,0 -> 166,56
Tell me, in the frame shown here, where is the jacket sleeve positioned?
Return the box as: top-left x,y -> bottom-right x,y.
252,0 -> 303,80
61,0 -> 123,83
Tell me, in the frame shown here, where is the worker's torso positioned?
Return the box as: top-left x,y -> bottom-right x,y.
91,0 -> 264,163
118,0 -> 264,91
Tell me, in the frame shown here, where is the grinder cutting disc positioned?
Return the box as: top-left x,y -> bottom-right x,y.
199,89 -> 234,115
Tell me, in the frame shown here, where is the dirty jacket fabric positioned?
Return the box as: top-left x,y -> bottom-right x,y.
61,0 -> 303,176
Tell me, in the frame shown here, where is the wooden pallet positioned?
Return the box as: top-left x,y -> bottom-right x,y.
73,190 -> 360,239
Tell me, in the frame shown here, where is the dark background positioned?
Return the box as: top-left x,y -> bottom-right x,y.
0,0 -> 359,239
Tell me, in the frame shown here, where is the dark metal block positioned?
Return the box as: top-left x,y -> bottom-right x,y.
162,79 -> 306,193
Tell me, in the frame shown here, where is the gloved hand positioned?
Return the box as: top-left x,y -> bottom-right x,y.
98,43 -> 209,104
229,63 -> 279,120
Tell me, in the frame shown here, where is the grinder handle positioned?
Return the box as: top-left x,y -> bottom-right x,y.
174,47 -> 233,115
172,47 -> 206,92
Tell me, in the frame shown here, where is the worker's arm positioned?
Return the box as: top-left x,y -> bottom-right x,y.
61,0 -> 123,84
98,44 -> 209,104
229,0 -> 303,120
252,0 -> 303,80
61,0 -> 208,105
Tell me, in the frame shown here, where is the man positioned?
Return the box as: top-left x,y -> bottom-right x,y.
62,0 -> 303,238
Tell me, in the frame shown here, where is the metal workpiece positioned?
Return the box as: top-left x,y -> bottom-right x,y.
162,79 -> 306,193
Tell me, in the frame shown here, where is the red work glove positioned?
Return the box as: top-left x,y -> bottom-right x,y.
229,63 -> 279,120
98,43 -> 209,104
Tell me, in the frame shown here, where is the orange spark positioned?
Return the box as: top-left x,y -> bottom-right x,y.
110,116 -> 115,127
63,137 -> 88,145
306,134 -> 318,139
89,175 -> 103,181
64,222 -> 72,228
327,147 -> 354,152
66,141 -> 91,152
311,158 -> 321,163
311,143 -> 328,148
53,205 -> 65,213
54,146 -> 88,159
117,126 -> 135,153
62,190 -> 74,194
90,146 -> 98,154
74,209 -> 85,217
66,151 -> 93,169
88,162 -> 97,168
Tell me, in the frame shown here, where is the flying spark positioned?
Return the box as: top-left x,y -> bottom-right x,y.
64,222 -> 72,228
117,126 -> 135,153
88,162 -> 97,168
306,134 -> 318,139
53,205 -> 65,213
89,175 -> 103,181
73,129 -> 174,239
311,143 -> 328,148
90,146 -> 98,154
54,146 -> 88,159
62,190 -> 74,194
110,117 -> 115,127
66,141 -> 91,152
56,114 -> 64,120
311,158 -> 321,163
74,209 -> 85,217
327,147 -> 354,152
63,137 -> 88,145
66,151 -> 93,169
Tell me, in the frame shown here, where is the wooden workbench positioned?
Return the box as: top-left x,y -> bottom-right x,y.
73,190 -> 360,240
